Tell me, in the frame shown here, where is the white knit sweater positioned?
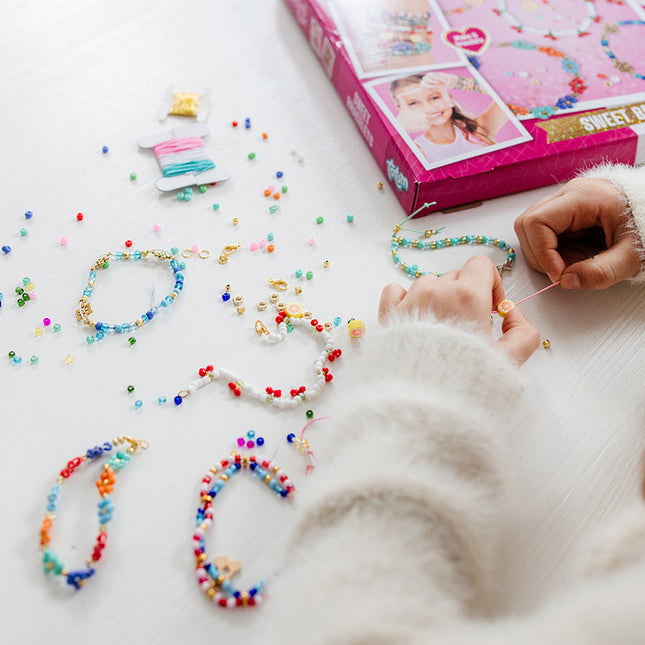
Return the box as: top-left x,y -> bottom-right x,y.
252,165 -> 645,644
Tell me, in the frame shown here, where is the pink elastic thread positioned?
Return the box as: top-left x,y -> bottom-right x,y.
492,281 -> 560,314
298,416 -> 329,474
153,137 -> 205,157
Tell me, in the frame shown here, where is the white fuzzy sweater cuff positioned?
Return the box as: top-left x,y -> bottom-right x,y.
580,163 -> 645,284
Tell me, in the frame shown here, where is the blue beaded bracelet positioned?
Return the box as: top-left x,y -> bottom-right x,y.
194,452 -> 295,608
75,249 -> 184,342
391,205 -> 515,278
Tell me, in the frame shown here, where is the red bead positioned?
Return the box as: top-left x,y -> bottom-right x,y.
234,388 -> 241,397
199,368 -> 207,377
322,367 -> 329,374
316,324 -> 323,332
290,389 -> 297,397
324,373 -> 333,382
92,550 -> 102,561
206,365 -> 214,372
232,121 -> 238,127
219,598 -> 227,607
275,316 -> 284,324
266,387 -> 273,394
194,548 -> 202,557
97,531 -> 108,544
298,386 -> 306,393
60,468 -> 70,478
221,460 -> 229,467
248,596 -> 256,606
273,389 -> 281,398
310,319 -> 318,326
328,354 -> 335,362
202,476 -> 211,483
262,460 -> 270,468
236,597 -> 243,607
76,213 -> 83,221
125,240 -> 133,248
334,349 -> 342,357
228,382 -> 236,390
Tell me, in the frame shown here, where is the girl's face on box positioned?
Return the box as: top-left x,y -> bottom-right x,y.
396,84 -> 453,127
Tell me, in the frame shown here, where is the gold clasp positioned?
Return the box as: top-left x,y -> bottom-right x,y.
255,320 -> 269,336
92,253 -> 112,271
223,244 -> 241,256
151,249 -> 173,260
267,278 -> 288,291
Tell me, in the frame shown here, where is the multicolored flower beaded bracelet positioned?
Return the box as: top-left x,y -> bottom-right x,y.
175,303 -> 341,409
194,452 -> 295,608
40,436 -> 148,590
75,249 -> 184,342
601,21 -> 645,81
391,205 -> 515,278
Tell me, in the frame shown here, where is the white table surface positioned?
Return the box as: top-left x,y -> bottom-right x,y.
1,1 -> 644,642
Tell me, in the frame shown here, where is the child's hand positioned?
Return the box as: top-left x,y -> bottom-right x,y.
396,101 -> 431,133
420,72 -> 458,90
514,178 -> 643,289
378,256 -> 540,365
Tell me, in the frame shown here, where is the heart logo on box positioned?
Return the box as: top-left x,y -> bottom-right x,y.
442,26 -> 490,54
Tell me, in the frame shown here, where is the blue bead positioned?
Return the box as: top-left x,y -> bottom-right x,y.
247,430 -> 255,439
25,211 -> 33,219
146,310 -> 154,320
174,395 -> 182,405
287,433 -> 295,443
102,146 -> 109,154
95,322 -> 103,331
1,246 -> 11,254
256,437 -> 264,446
276,171 -> 283,178
222,293 -> 230,302
158,396 -> 167,404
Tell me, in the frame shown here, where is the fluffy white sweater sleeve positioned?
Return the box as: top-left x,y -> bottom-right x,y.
251,166 -> 645,644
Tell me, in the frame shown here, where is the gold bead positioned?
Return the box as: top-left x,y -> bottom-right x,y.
323,259 -> 330,268
460,236 -> 467,244
303,311 -> 313,320
257,301 -> 267,311
232,218 -> 239,225
236,306 -> 245,315
376,181 -> 383,189
225,284 -> 232,293
542,339 -> 551,349
294,286 -> 302,295
232,295 -> 244,306
34,327 -> 44,336
275,301 -> 285,311
269,293 -> 279,303
424,230 -> 433,238
323,322 -> 332,331
207,587 -> 216,599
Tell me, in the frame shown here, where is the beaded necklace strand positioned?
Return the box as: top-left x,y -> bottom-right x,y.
175,304 -> 341,409
391,203 -> 515,279
75,249 -> 184,342
194,452 -> 295,608
39,436 -> 148,590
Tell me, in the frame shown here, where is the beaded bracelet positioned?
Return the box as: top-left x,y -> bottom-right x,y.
391,204 -> 515,279
194,452 -> 295,608
601,21 -> 645,81
75,249 -> 184,342
39,436 -> 148,590
175,303 -> 341,410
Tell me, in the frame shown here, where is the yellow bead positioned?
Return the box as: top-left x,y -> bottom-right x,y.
496,299 -> 515,317
542,339 -> 551,349
34,327 -> 44,336
323,259 -> 330,268
376,181 -> 383,189
236,306 -> 245,315
65,354 -> 75,365
232,218 -> 239,225
347,319 -> 366,338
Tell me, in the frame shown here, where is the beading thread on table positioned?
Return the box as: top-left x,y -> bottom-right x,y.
174,303 -> 342,409
75,249 -> 184,341
152,137 -> 216,177
194,451 -> 295,608
39,436 -> 148,590
391,203 -> 515,279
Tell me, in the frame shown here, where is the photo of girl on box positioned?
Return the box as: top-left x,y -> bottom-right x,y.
366,67 -> 530,170
392,71 -> 506,162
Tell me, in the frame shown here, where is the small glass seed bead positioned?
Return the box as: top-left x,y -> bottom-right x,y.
30,355 -> 39,365
65,354 -> 75,365
306,409 -> 314,419
306,271 -> 313,280
269,205 -> 278,214
158,396 -> 167,405
34,328 -> 43,337
22,277 -> 30,286
128,337 -> 136,346
13,356 -> 22,364
43,318 -> 51,326
127,385 -> 135,393
281,185 -> 288,193
295,269 -> 303,278
316,217 -> 324,224
130,173 -> 137,180
199,185 -> 207,193
256,437 -> 265,446
171,246 -> 179,255
53,324 -> 61,332
248,152 -> 256,160
19,228 -> 28,236
347,214 -> 354,223
134,400 -> 143,409
25,211 -> 33,219
2,246 -> 12,254
212,203 -> 220,211
102,146 -> 109,154
16,287 -> 23,294
86,336 -> 95,344
8,351 -> 15,358
267,232 -> 274,241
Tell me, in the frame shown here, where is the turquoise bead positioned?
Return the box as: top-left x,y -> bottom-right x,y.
295,269 -> 303,278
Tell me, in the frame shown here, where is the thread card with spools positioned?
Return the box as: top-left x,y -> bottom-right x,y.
137,124 -> 232,192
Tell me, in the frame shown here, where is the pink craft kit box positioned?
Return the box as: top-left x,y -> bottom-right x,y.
283,0 -> 645,214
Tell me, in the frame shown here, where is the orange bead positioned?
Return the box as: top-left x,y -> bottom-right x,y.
273,193 -> 280,200
263,189 -> 271,197
262,132 -> 268,139
267,244 -> 275,253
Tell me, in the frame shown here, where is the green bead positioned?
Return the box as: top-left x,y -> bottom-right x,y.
102,261 -> 109,269
86,336 -> 95,344
177,192 -> 185,201
267,232 -> 274,241
170,246 -> 179,255
8,351 -> 15,358
306,271 -> 313,280
212,203 -> 220,211
286,323 -> 294,333
53,324 -> 61,332
130,172 -> 137,180
179,261 -> 186,270
30,355 -> 39,365
22,277 -> 30,286
19,228 -> 28,236
17,299 -> 25,307
269,205 -> 277,214
128,337 -> 136,346
316,216 -> 324,224
16,287 -> 23,295
22,293 -> 30,301
127,385 -> 135,393
281,185 -> 288,193
199,185 -> 207,193
346,214 -> 354,223
248,152 -> 256,160
306,409 -> 314,419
